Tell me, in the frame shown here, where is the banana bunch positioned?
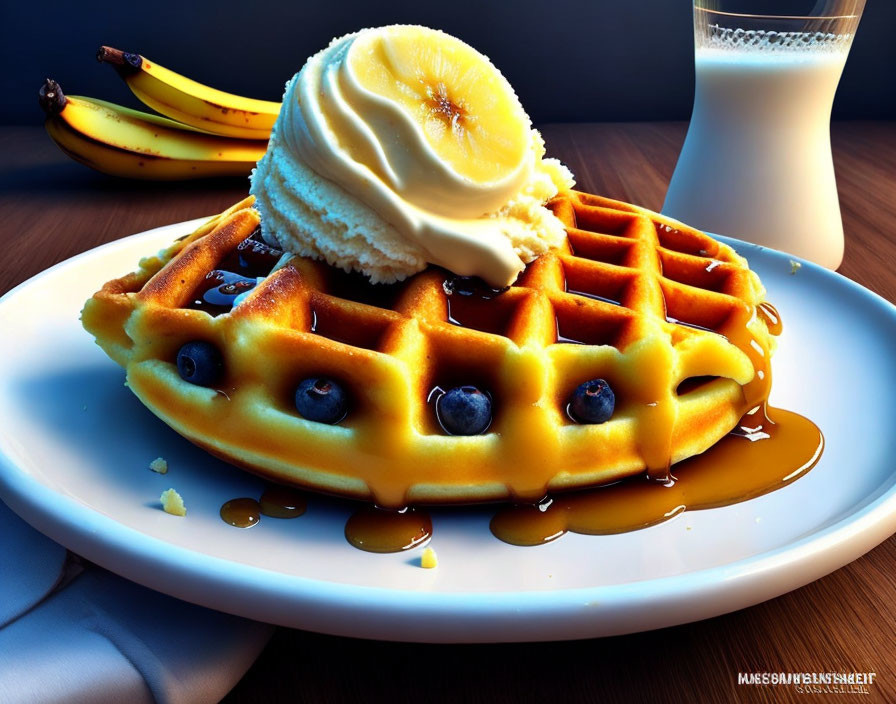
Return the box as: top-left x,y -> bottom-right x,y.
40,47 -> 281,180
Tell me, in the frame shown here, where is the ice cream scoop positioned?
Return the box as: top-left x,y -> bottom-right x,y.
251,25 -> 574,287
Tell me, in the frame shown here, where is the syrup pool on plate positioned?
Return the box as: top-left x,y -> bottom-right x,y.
218,404 -> 823,553
219,486 -> 307,528
490,405 -> 822,546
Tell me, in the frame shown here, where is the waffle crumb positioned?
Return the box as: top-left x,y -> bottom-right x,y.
160,488 -> 186,516
149,457 -> 168,474
420,546 -> 438,569
789,259 -> 802,275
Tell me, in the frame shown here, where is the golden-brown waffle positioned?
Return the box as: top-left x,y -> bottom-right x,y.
82,191 -> 776,507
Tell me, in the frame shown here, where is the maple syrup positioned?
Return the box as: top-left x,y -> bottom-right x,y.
219,402 -> 822,551
220,498 -> 261,528
490,405 -> 822,545
187,269 -> 257,316
344,506 -> 432,553
220,485 -> 308,528
185,231 -> 282,317
213,285 -> 817,555
442,274 -> 508,300
260,485 -> 308,518
758,302 -> 783,335
219,234 -> 283,278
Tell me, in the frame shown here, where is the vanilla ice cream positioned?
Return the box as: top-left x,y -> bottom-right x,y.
251,25 -> 574,287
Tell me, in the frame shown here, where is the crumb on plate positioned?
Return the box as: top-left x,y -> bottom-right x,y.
160,488 -> 186,516
149,457 -> 168,474
420,546 -> 438,569
789,259 -> 802,275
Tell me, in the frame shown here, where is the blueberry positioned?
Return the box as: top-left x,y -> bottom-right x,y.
201,270 -> 256,309
176,341 -> 223,387
436,386 -> 492,435
295,377 -> 347,424
568,378 -> 615,424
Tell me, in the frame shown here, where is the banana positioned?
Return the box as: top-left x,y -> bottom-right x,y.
346,26 -> 531,186
39,79 -> 266,180
97,46 -> 280,140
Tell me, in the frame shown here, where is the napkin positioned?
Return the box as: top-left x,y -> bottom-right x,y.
0,500 -> 273,704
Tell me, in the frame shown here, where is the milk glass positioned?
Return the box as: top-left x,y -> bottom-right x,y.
662,1 -> 864,269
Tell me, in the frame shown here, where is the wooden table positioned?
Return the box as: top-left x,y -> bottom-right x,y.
2,122 -> 894,703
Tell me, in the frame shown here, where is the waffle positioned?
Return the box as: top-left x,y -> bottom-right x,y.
82,191 -> 776,507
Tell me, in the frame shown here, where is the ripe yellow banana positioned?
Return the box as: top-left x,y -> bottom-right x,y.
39,79 -> 267,180
97,46 -> 280,140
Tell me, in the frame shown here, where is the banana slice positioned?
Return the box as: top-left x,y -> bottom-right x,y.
252,25 -> 571,287
346,26 -> 530,186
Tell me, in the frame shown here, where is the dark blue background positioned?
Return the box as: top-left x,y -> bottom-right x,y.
3,0 -> 893,125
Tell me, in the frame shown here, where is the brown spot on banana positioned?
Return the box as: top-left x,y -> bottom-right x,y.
200,98 -> 260,117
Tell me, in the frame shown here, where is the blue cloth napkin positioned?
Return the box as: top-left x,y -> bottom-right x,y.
0,500 -> 273,704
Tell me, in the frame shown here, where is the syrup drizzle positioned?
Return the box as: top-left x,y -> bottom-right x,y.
213,288 -> 817,553
758,302 -> 783,336
641,297 -> 782,482
490,406 -> 822,546
217,404 -> 822,551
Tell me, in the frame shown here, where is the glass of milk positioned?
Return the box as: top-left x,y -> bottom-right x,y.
662,0 -> 865,269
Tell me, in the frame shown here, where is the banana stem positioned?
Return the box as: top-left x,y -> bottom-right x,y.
97,45 -> 143,73
39,78 -> 67,115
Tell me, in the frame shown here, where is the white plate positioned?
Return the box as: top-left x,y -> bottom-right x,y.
1,219 -> 895,643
